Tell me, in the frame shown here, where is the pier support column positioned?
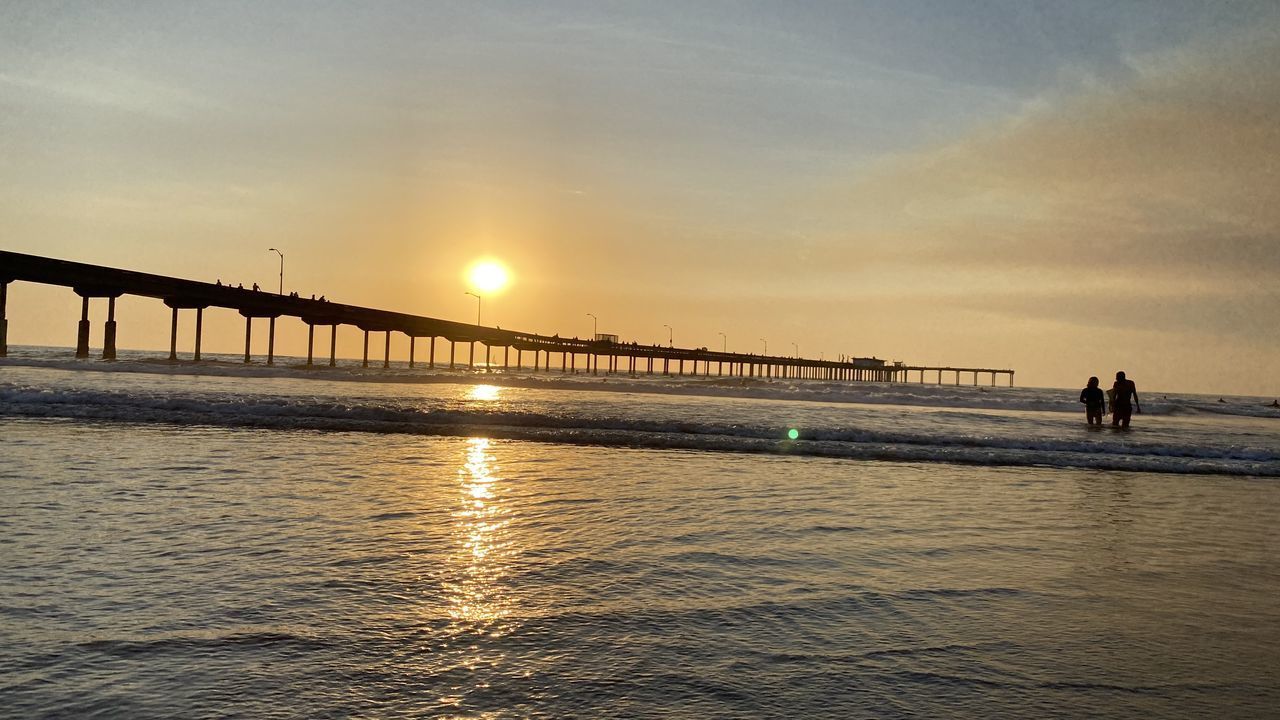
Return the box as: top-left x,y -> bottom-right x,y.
193,308 -> 203,362
362,330 -> 369,368
449,340 -> 455,369
306,323 -> 315,366
267,317 -> 276,366
75,296 -> 91,358
516,348 -> 522,369
486,343 -> 493,371
102,296 -> 117,360
469,342 -> 475,369
329,325 -> 338,367
429,336 -> 436,369
383,331 -> 391,369
561,351 -> 567,373
663,358 -> 669,376
243,316 -> 252,363
409,336 -> 416,368
168,306 -> 179,361
570,352 -> 575,372
0,281 -> 8,357
504,345 -> 510,370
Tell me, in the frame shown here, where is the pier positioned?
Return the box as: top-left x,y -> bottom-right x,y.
0,250 -> 1014,386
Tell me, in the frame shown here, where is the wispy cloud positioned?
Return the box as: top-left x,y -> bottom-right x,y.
0,64 -> 216,119
808,23 -> 1280,297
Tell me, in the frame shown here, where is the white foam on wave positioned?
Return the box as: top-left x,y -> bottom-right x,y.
3,382 -> 1278,477
5,347 -> 1279,419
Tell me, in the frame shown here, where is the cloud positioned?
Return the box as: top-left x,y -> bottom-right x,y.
0,64 -> 216,119
807,22 -> 1280,297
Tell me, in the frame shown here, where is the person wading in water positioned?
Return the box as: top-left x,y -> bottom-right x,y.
1111,371 -> 1141,428
1080,376 -> 1106,426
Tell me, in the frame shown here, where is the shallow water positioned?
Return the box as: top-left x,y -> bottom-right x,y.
2,356 -> 1278,718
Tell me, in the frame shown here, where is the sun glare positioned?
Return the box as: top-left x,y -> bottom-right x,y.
467,260 -> 510,293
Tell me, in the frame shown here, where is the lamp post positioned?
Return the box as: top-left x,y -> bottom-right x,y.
587,313 -> 597,339
718,332 -> 726,353
663,324 -> 672,347
465,291 -> 481,325
792,342 -> 799,358
268,248 -> 284,295
760,338 -> 767,355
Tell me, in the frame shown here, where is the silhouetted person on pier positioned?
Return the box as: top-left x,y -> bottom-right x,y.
1080,376 -> 1106,426
252,283 -> 260,291
216,279 -> 222,286
237,283 -> 243,289
1111,371 -> 1140,428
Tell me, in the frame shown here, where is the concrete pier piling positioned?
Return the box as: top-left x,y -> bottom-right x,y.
243,316 -> 252,363
0,281 -> 8,357
193,308 -> 203,361
267,317 -> 276,365
103,296 -> 118,360
169,306 -> 179,361
76,296 -> 91,358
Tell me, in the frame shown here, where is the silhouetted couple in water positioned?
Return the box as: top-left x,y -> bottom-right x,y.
1080,371 -> 1141,427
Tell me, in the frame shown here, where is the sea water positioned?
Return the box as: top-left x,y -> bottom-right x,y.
2,348 -> 1278,718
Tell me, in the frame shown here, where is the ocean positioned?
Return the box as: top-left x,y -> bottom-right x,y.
2,346 -> 1278,718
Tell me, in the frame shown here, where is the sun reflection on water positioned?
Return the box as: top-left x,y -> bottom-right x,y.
466,384 -> 501,402
445,438 -> 515,631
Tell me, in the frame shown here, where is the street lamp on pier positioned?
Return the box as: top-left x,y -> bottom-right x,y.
587,313 -> 597,338
663,324 -> 672,346
267,248 -> 284,295
717,332 -> 726,353
759,338 -> 767,355
465,291 -> 481,325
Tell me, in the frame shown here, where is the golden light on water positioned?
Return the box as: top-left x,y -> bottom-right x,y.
466,260 -> 510,294
467,384 -> 502,403
445,438 -> 515,629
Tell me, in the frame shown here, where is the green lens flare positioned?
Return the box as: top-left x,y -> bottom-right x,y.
787,428 -> 799,440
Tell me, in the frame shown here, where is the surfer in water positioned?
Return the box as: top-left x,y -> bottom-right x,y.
1079,376 -> 1106,426
1111,371 -> 1141,428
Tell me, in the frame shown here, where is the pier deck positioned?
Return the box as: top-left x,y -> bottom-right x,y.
0,250 -> 1013,385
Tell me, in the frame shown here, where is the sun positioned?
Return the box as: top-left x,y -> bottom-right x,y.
467,259 -> 510,293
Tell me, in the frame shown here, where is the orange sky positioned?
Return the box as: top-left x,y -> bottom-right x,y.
2,3 -> 1277,394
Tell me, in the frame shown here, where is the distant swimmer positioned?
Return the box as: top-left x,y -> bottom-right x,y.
1079,376 -> 1106,426
1272,400 -> 1279,408
1111,371 -> 1141,428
